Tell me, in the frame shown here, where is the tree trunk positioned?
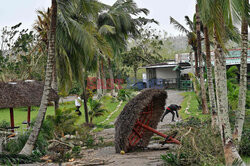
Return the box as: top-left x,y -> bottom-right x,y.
194,47 -> 199,76
90,117 -> 93,124
19,0 -> 57,155
134,67 -> 137,83
204,26 -> 217,127
214,40 -> 245,166
82,74 -> 89,124
189,51 -> 194,73
101,59 -> 106,95
108,58 -> 115,96
196,5 -> 208,114
233,13 -> 248,149
97,57 -> 102,98
52,52 -> 59,111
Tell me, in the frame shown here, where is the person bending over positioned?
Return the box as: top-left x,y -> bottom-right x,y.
161,104 -> 181,122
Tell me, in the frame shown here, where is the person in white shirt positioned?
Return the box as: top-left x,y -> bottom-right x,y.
75,94 -> 82,116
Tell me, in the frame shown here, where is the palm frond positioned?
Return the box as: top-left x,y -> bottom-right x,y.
184,16 -> 194,31
170,16 -> 190,34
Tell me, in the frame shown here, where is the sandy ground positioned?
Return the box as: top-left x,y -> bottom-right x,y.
22,90 -> 183,166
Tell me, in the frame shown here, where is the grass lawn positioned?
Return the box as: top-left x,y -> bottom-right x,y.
0,97 -> 125,132
94,101 -> 127,132
179,91 -> 210,121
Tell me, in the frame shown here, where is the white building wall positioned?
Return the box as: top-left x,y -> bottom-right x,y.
156,67 -> 177,79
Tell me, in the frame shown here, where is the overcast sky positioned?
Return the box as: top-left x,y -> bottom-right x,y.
0,0 -> 195,36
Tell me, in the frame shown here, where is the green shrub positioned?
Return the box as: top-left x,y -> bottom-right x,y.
0,154 -> 39,165
46,107 -> 80,137
0,120 -> 10,129
69,81 -> 82,95
85,134 -> 94,147
117,89 -> 132,101
239,128 -> 250,156
4,119 -> 53,155
161,153 -> 186,166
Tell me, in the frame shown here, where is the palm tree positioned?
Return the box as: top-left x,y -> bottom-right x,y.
198,0 -> 245,164
195,4 -> 208,114
203,26 -> 217,127
97,0 -> 156,96
35,0 -> 113,122
88,98 -> 107,124
233,0 -> 249,149
170,16 -> 199,76
34,8 -> 59,110
20,0 -> 57,155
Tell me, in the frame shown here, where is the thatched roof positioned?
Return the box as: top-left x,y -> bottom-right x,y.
0,80 -> 59,109
115,88 -> 167,153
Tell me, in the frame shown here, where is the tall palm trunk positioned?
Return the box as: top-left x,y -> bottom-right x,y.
189,51 -> 194,73
214,39 -> 244,165
101,59 -> 107,95
96,57 -> 102,98
196,5 -> 208,114
108,58 -> 115,96
233,12 -> 248,148
204,26 -> 217,126
194,48 -> 199,76
52,56 -> 59,110
82,74 -> 89,124
19,0 -> 57,155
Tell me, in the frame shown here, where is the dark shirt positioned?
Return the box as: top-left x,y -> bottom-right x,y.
167,104 -> 179,111
161,104 -> 179,121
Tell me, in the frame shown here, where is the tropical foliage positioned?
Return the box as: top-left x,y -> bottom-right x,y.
88,98 -> 107,124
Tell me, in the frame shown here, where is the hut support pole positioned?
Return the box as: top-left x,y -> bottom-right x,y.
136,121 -> 180,144
10,108 -> 14,132
27,106 -> 31,126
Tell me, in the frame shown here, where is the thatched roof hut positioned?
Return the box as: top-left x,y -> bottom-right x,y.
115,88 -> 167,153
0,80 -> 59,132
0,80 -> 59,109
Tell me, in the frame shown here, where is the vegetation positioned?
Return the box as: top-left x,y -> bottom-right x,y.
88,98 -> 107,124
178,91 -> 250,165
161,118 -> 224,166
0,0 -> 249,165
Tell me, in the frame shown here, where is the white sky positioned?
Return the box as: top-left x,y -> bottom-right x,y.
0,0 -> 195,36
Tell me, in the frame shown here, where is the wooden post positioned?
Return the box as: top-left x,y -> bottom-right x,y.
27,106 -> 31,126
10,108 -> 14,132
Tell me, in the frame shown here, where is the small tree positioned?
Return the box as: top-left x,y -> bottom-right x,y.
88,98 -> 107,124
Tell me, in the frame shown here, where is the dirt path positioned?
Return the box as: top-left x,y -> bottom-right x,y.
62,90 -> 184,166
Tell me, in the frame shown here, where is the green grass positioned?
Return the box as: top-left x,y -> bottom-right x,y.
179,92 -> 210,121
0,97 -> 123,132
92,101 -> 127,132
242,156 -> 250,165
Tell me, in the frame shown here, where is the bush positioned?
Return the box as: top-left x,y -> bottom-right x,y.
239,128 -> 250,156
46,107 -> 80,137
4,119 -> 54,155
69,81 -> 82,95
117,89 -> 132,101
0,154 -> 39,165
0,120 -> 10,129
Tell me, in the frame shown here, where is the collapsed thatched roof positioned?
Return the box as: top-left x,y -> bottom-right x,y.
115,88 -> 167,153
0,80 -> 59,109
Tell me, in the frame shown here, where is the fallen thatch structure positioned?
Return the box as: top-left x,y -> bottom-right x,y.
0,80 -> 58,109
115,88 -> 167,153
